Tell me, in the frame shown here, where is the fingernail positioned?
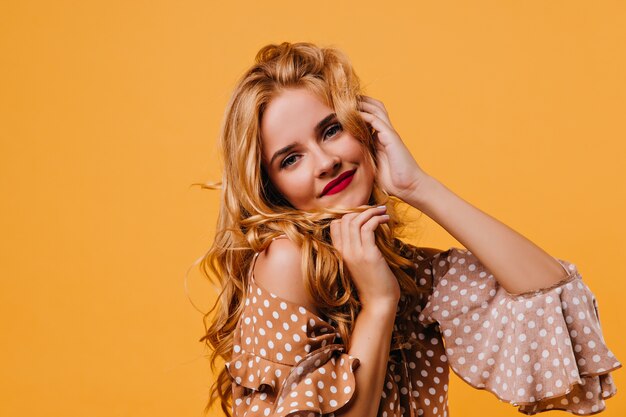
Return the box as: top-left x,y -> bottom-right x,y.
381,214 -> 390,219
377,205 -> 387,210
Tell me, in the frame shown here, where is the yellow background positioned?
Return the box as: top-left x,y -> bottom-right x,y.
1,1 -> 624,416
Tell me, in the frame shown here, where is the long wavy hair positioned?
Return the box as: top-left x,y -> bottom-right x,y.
195,41 -> 430,417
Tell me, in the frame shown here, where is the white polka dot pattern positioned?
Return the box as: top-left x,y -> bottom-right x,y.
420,248 -> 622,415
224,244 -> 622,417
225,260 -> 360,417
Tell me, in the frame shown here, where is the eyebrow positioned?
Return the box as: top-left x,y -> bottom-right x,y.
268,113 -> 337,167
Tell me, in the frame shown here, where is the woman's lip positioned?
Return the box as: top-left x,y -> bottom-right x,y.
321,169 -> 356,196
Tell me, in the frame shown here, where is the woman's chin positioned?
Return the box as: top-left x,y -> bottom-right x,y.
321,193 -> 370,210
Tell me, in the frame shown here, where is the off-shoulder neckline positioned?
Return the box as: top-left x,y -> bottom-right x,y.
248,237 -> 330,324
246,235 -> 437,324
249,269 -> 332,324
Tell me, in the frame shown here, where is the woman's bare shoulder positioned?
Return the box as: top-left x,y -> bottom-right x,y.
253,237 -> 321,316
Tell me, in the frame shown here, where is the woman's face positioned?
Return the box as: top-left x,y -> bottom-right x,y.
260,87 -> 375,211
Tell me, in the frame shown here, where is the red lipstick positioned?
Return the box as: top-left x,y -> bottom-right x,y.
321,169 -> 356,197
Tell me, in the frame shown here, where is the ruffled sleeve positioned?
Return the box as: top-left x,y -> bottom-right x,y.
224,272 -> 360,417
418,247 -> 622,415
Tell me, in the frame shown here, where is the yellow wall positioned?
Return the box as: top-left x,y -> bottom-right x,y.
1,1 -> 624,416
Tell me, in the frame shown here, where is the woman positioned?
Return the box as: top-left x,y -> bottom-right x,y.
199,42 -> 621,417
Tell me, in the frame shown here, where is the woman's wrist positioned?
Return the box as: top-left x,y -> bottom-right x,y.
360,296 -> 399,316
398,174 -> 443,213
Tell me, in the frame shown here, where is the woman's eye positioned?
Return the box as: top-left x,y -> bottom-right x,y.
279,124 -> 341,169
324,123 -> 342,139
281,154 -> 299,168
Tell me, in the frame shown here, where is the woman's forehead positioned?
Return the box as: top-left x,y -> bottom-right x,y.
260,88 -> 334,153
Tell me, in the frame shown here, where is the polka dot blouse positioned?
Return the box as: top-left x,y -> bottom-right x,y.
225,242 -> 621,416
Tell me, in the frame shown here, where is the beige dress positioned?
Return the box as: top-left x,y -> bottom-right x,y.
225,241 -> 621,416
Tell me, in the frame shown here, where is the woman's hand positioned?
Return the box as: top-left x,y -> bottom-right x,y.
329,205 -> 400,309
358,95 -> 431,203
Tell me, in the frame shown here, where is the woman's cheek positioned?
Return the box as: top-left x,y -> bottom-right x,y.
277,171 -> 313,207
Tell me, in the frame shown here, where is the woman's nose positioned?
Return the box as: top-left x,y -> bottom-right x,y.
315,149 -> 341,178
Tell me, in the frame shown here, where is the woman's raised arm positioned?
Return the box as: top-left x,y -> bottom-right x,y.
329,206 -> 402,417
358,95 -> 568,296
405,176 -> 568,295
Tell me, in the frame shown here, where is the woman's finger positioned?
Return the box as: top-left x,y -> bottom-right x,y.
361,214 -> 389,250
359,95 -> 387,113
348,212 -> 363,254
329,220 -> 342,253
359,99 -> 392,125
349,206 -> 387,252
340,212 -> 358,255
358,110 -> 392,138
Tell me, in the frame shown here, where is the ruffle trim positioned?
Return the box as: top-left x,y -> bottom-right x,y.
227,344 -> 360,417
517,372 -> 619,415
424,249 -> 622,415
225,351 -> 292,393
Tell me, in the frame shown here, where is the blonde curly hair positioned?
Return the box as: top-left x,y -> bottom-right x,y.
195,41 -> 430,417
